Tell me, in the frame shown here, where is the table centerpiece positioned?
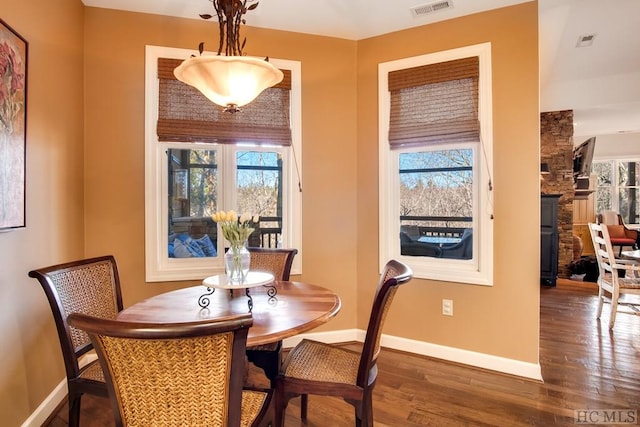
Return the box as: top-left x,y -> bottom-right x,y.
211,210 -> 259,281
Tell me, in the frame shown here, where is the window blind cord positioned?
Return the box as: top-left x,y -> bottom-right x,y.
479,132 -> 494,220
292,143 -> 302,193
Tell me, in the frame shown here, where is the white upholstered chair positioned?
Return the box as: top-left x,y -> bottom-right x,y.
588,222 -> 640,329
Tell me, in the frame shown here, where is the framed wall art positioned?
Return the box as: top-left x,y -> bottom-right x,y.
0,19 -> 27,230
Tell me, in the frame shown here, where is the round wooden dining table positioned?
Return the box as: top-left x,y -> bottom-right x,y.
117,280 -> 341,347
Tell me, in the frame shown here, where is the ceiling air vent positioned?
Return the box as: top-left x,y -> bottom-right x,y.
411,0 -> 454,17
576,33 -> 596,48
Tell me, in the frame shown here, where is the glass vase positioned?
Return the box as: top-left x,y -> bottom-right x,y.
225,242 -> 250,282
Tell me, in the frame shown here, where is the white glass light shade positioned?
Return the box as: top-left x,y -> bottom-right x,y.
174,55 -> 284,110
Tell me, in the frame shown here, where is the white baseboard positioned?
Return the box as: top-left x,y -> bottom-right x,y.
22,353 -> 98,427
21,380 -> 67,427
284,329 -> 543,381
381,334 -> 543,381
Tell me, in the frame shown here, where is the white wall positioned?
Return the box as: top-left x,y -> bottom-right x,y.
586,132 -> 640,160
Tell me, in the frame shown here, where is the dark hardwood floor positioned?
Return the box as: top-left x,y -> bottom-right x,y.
44,279 -> 640,426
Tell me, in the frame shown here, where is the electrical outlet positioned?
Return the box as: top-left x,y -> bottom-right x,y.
442,299 -> 453,316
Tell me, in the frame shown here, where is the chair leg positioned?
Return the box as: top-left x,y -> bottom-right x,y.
301,394 -> 308,422
609,291 -> 620,329
596,286 -> 604,319
68,392 -> 82,427
274,383 -> 284,427
356,392 -> 374,427
355,406 -> 363,427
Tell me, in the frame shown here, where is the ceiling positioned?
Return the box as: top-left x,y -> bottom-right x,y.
83,0 -> 640,139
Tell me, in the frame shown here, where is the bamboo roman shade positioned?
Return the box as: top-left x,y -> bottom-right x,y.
388,56 -> 479,149
157,58 -> 292,146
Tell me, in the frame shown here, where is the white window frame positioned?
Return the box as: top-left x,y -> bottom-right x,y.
378,43 -> 494,285
594,158 -> 640,226
144,45 -> 302,282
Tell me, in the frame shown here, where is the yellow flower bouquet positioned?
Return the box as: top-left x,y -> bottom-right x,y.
211,210 -> 259,280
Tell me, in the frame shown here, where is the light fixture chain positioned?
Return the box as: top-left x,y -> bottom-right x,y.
213,1 -> 226,55
210,0 -> 255,56
233,1 -> 244,56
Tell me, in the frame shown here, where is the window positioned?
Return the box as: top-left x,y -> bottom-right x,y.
593,159 -> 640,225
379,43 -> 493,285
145,46 -> 302,281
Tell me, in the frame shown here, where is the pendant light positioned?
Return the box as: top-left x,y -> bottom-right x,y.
173,0 -> 284,113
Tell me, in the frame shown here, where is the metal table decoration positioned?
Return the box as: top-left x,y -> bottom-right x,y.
200,271 -> 276,311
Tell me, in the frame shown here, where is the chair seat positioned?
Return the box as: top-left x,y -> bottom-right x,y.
610,238 -> 636,246
241,390 -> 270,427
618,277 -> 640,289
283,339 -> 359,385
600,272 -> 640,289
78,359 -> 105,382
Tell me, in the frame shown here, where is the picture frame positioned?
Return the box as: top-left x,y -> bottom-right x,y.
0,18 -> 27,230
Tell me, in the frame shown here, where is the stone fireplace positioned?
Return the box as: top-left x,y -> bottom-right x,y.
540,110 -> 574,279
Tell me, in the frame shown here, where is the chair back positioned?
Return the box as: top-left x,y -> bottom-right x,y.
589,223 -> 617,284
68,313 -> 254,427
599,210 -> 620,225
589,223 -> 627,292
357,260 -> 413,387
28,255 -> 123,381
248,247 -> 298,280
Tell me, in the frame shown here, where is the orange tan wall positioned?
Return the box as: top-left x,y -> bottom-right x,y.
357,2 -> 540,362
0,0 -> 85,423
4,2 -> 540,423
82,8 -> 360,334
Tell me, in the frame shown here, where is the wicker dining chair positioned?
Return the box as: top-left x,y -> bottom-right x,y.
67,312 -> 273,427
246,247 -> 298,385
248,247 -> 298,281
274,259 -> 413,427
28,255 -> 124,427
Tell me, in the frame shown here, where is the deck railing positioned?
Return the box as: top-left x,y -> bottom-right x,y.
172,215 -> 469,249
400,215 -> 472,239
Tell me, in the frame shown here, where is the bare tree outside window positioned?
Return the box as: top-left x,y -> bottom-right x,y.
594,160 -> 640,225
236,151 -> 281,217
187,150 -> 218,217
594,161 -> 612,215
399,148 -> 473,259
400,149 -> 473,227
236,150 -> 283,247
617,161 -> 639,224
